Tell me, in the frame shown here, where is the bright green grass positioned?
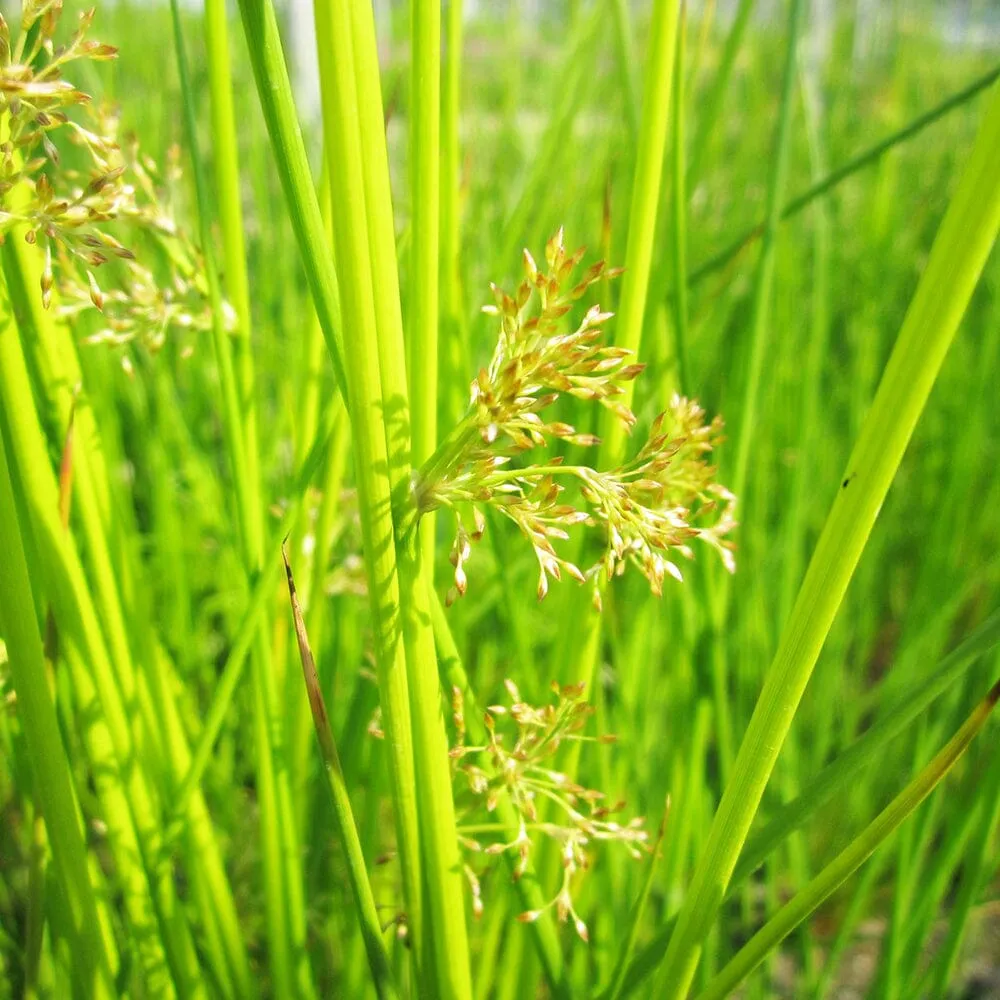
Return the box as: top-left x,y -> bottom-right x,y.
1,1 -> 999,997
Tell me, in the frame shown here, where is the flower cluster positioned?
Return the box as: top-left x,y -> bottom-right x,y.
473,228 -> 636,449
0,2 -> 225,351
451,679 -> 647,939
2,5 -> 124,270
57,126 -> 233,353
416,230 -> 737,606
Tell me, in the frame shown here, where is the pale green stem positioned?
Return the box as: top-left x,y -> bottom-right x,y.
310,0 -> 425,977
344,0 -> 473,991
0,416 -> 116,1000
669,2 -> 690,396
237,0 -> 348,400
204,0 -> 260,518
596,0 -> 680,470
410,0 -> 442,580
440,0 -> 467,432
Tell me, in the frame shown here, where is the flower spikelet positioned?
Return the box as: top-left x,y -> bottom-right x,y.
473,226 -> 637,450
417,231 -> 737,604
1,5 -> 124,273
0,3 -> 228,351
452,679 -> 648,939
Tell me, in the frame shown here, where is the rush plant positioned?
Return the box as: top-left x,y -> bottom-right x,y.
1,1 -> 1000,998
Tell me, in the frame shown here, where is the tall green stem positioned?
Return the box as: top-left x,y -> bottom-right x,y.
0,419 -> 115,1000
440,0 -> 466,432
669,2 -> 690,396
410,0 -> 441,482
236,0 -> 348,400
597,0 -> 680,469
309,0 -> 425,978
344,0 -> 473,991
169,3 -> 311,992
204,0 -> 260,515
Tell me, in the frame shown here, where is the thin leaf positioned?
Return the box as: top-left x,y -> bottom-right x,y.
282,546 -> 399,1000
694,677 -> 1000,1000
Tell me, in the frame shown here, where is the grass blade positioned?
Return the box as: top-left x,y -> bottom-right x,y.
282,547 -> 399,1000
653,78 -> 1000,998
733,608 -> 1000,885
689,63 -> 1000,288
693,677 -> 1000,1000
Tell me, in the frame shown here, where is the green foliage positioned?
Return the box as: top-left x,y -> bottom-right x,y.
1,1 -> 999,997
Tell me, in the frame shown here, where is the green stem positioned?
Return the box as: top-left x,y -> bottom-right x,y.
237,0 -> 348,401
310,0 -> 425,979
0,411 -> 115,1000
410,0 -> 441,479
731,0 -> 804,504
597,0 -> 680,471
652,79 -> 1000,998
204,0 -> 260,516
345,0 -> 473,990
440,0 -> 467,432
669,2 -> 690,397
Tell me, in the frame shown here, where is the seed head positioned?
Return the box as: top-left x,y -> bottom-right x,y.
453,679 -> 648,936
416,232 -> 737,603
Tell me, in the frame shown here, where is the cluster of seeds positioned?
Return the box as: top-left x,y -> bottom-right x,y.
417,230 -> 737,606
0,1 -> 224,353
451,679 -> 648,940
58,124 -> 233,354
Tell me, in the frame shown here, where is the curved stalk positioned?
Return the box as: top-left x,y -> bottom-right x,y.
694,678 -> 1000,1000
653,79 -> 1000,998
